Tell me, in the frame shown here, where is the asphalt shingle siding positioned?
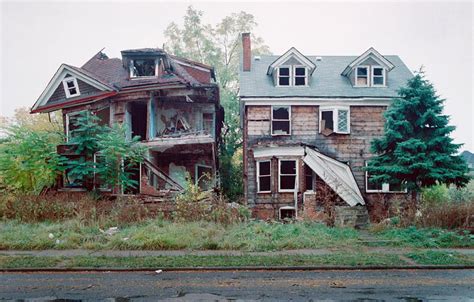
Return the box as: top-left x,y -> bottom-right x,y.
239,55 -> 413,98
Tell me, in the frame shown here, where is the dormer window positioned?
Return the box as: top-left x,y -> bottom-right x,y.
355,66 -> 369,87
278,67 -> 290,86
62,77 -> 80,98
294,67 -> 307,86
130,59 -> 158,78
372,66 -> 385,86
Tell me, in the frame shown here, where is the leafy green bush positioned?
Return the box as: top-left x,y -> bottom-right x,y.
422,185 -> 449,204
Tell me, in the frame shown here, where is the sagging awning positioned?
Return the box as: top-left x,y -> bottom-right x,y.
303,147 -> 365,206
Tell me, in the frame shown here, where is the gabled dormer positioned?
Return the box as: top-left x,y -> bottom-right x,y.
341,47 -> 395,88
267,47 -> 316,87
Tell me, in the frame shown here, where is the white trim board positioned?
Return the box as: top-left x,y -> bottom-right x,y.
341,47 -> 395,76
32,64 -> 114,111
253,146 -> 305,159
241,97 -> 392,106
267,47 -> 316,76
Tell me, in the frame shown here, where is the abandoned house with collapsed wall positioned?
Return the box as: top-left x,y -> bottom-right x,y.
31,48 -> 223,197
239,33 -> 413,225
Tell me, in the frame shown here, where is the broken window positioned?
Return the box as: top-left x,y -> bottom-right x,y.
279,206 -> 296,220
320,107 -> 350,135
294,67 -> 307,86
62,77 -> 80,98
272,106 -> 290,135
279,159 -> 297,192
130,59 -> 157,77
278,67 -> 290,86
355,66 -> 368,86
202,112 -> 214,135
257,160 -> 271,193
196,164 -> 213,191
66,111 -> 85,141
372,66 -> 385,86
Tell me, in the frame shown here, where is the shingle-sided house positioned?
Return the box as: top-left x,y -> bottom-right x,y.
31,48 -> 223,196
239,33 -> 413,223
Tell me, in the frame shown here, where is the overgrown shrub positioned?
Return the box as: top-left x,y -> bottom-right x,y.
417,201 -> 473,229
174,177 -> 249,225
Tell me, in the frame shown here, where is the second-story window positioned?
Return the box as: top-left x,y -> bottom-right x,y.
355,66 -> 369,86
278,67 -> 290,86
62,77 -> 80,98
271,106 -> 291,135
294,67 -> 307,86
372,66 -> 385,86
130,59 -> 157,78
320,106 -> 350,135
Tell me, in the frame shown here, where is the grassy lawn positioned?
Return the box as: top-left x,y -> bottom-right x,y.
405,251 -> 474,265
1,219 -> 473,251
0,253 -> 405,269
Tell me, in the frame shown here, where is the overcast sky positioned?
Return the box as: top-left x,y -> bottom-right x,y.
1,0 -> 472,150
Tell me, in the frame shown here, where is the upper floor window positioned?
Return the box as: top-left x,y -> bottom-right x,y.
294,67 -> 307,86
130,59 -> 157,78
278,67 -> 290,86
371,66 -> 386,86
271,106 -> 291,135
355,66 -> 369,87
319,106 -> 350,135
62,77 -> 80,98
277,66 -> 307,86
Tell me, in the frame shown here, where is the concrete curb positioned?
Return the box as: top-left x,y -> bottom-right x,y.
2,265 -> 474,272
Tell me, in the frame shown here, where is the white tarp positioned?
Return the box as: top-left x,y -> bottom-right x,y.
303,147 -> 365,206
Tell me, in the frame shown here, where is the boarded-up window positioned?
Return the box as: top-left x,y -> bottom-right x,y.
278,67 -> 290,86
279,160 -> 297,191
257,161 -> 271,193
356,66 -> 368,86
272,106 -> 290,135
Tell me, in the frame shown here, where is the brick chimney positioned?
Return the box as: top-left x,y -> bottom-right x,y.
242,32 -> 251,72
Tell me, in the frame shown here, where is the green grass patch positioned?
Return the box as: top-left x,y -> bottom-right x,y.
0,253 -> 404,269
371,226 -> 473,248
0,219 -> 360,251
406,251 -> 474,265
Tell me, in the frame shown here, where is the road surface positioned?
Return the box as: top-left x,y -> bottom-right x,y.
0,269 -> 473,301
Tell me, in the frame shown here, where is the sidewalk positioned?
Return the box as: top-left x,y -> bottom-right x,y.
1,247 -> 473,257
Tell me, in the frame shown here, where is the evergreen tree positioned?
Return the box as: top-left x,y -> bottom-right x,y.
367,71 -> 469,202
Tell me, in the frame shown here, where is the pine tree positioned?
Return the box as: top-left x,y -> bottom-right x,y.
367,71 -> 469,203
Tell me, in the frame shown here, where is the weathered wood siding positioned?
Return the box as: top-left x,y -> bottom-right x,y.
244,105 -> 389,209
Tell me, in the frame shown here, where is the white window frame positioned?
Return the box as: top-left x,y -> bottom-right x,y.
371,66 -> 386,87
365,163 -> 407,193
319,106 -> 350,134
355,65 -> 369,87
276,66 -> 291,87
293,66 -> 308,86
278,159 -> 298,193
65,110 -> 86,142
271,105 -> 291,136
256,160 -> 271,193
62,77 -> 81,98
129,58 -> 159,79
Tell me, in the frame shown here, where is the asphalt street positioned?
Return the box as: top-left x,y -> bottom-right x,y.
0,269 -> 473,301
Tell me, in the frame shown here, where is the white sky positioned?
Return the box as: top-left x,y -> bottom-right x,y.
1,0 -> 473,150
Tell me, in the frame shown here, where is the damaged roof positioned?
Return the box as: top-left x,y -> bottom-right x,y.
240,55 -> 413,98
